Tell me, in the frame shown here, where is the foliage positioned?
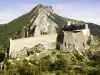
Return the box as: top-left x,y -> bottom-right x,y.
0,46 -> 5,52
0,8 -> 34,48
1,37 -> 100,75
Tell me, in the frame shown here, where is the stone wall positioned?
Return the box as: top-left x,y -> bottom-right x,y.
56,23 -> 90,51
56,30 -> 90,51
9,34 -> 57,58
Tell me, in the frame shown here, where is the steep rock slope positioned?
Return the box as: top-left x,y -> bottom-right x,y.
28,5 -> 58,36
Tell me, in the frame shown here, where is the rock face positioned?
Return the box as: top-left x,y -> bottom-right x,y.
27,4 -> 58,37
24,4 -> 85,37
9,47 -> 28,59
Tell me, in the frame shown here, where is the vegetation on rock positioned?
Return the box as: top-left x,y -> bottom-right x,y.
0,37 -> 100,75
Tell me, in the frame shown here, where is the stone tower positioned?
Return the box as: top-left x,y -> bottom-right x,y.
68,21 -> 71,26
82,23 -> 90,36
85,23 -> 88,29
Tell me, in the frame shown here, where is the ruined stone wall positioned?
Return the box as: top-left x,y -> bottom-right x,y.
9,34 -> 57,58
82,24 -> 90,36
57,31 -> 89,51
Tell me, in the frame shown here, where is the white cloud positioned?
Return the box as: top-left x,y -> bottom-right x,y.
52,4 -> 72,16
53,4 -> 72,9
0,3 -> 99,25
0,12 -> 17,24
51,4 -> 100,25
0,3 -> 36,24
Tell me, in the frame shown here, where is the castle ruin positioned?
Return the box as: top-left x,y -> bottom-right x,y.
9,21 -> 90,58
56,22 -> 90,51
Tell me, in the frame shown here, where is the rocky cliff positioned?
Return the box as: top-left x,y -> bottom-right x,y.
6,4 -> 85,39
23,4 -> 83,37
28,5 -> 58,36
25,4 -> 86,37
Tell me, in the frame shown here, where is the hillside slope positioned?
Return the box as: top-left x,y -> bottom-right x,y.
0,4 -> 100,48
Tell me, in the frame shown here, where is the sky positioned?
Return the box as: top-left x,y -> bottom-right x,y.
0,0 -> 100,25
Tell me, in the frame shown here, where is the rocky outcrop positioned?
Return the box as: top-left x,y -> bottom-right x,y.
24,4 -> 85,37
27,4 -> 58,37
9,47 -> 29,59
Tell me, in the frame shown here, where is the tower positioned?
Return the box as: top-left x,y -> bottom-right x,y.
82,23 -> 90,36
85,23 -> 88,29
68,21 -> 71,26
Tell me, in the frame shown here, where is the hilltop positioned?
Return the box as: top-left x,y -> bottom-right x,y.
0,4 -> 100,48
